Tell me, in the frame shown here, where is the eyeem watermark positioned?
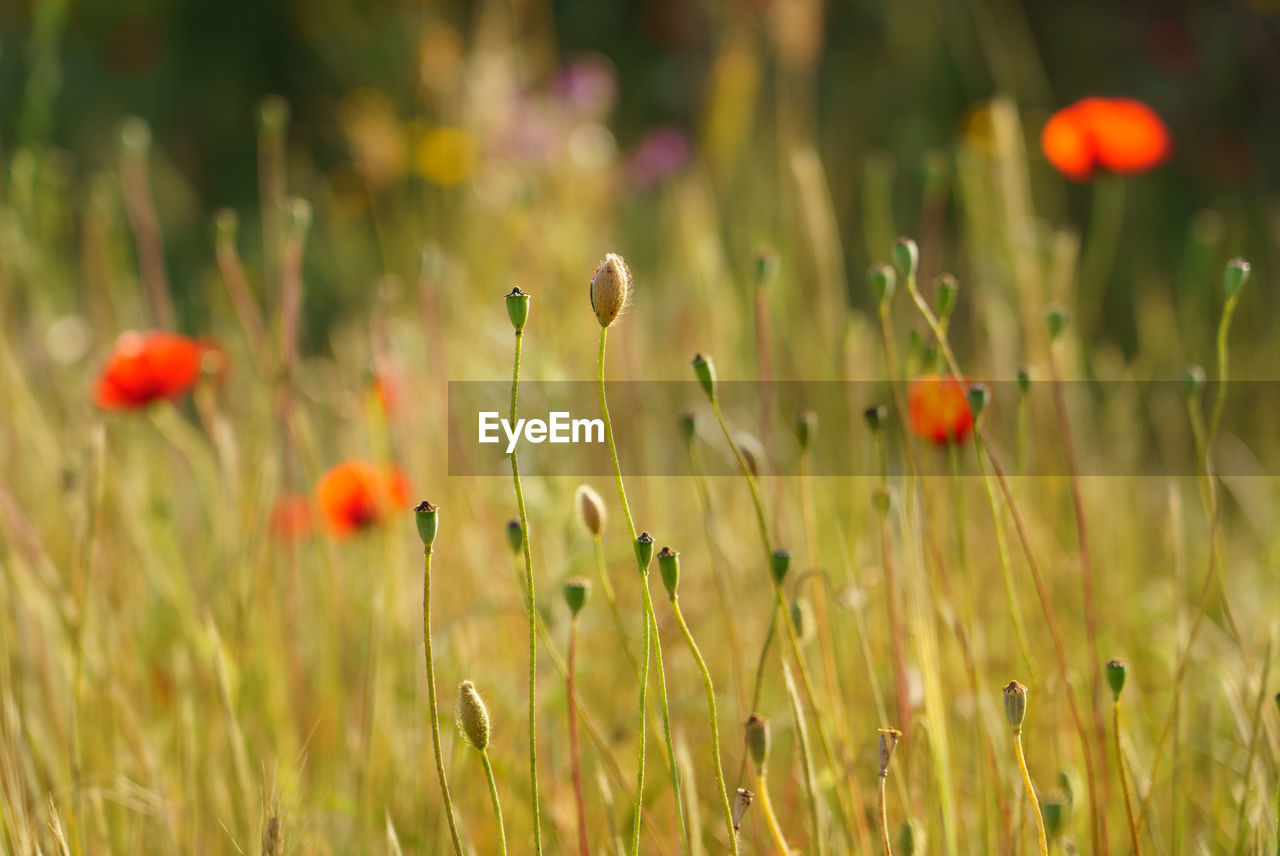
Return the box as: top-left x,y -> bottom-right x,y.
478,411 -> 605,453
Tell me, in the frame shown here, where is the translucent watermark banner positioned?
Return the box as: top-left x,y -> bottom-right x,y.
447,380 -> 1280,477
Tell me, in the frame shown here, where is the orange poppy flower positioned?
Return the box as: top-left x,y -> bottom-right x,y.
270,493 -> 314,539
316,460 -> 411,536
1041,97 -> 1171,181
94,331 -> 222,410
908,374 -> 975,446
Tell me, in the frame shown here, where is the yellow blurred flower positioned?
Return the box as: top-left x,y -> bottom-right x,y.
414,126 -> 478,186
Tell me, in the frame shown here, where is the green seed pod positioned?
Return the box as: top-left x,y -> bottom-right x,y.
795,409 -> 818,452
967,382 -> 991,420
1003,680 -> 1028,732
770,550 -> 792,585
1105,658 -> 1127,699
657,547 -> 680,598
414,500 -> 439,548
457,680 -> 491,750
898,818 -> 924,856
692,354 -> 717,401
575,485 -> 606,536
934,273 -> 959,319
1041,797 -> 1066,840
677,410 -> 696,444
563,577 -> 591,617
634,532 -> 655,571
1223,257 -> 1251,299
755,249 -> 779,285
1182,365 -> 1206,398
1017,365 -> 1032,395
864,405 -> 888,433
878,727 -> 902,775
892,237 -> 919,281
505,518 -> 523,555
867,264 -> 897,305
1045,304 -> 1070,341
744,714 -> 769,773
505,286 -> 530,333
590,253 -> 632,328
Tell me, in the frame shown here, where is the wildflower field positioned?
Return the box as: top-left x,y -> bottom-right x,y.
2,1 -> 1279,854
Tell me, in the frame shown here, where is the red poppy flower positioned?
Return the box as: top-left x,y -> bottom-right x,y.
316,460 -> 411,536
270,493 -> 314,539
94,331 -> 223,410
1041,97 -> 1171,182
908,374 -> 975,446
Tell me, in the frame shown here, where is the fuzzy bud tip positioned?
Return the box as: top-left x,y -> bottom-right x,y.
457,680 -> 491,750
590,253 -> 631,327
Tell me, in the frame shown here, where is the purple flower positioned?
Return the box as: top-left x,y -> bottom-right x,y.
553,55 -> 618,119
626,125 -> 693,190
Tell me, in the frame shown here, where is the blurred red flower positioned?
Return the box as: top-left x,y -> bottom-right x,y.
316,460 -> 411,536
94,331 -> 223,410
908,374 -> 975,446
270,493 -> 314,539
1041,97 -> 1171,182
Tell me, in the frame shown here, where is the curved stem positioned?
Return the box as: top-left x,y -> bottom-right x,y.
1113,701 -> 1141,856
480,749 -> 509,856
423,547 -> 464,855
756,770 -> 793,856
672,596 -> 739,855
509,329 -> 542,853
1013,731 -> 1049,856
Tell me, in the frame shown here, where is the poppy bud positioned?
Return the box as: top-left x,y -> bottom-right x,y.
634,532 -> 655,570
1105,658 -> 1127,699
868,264 -> 897,305
563,577 -> 591,616
1223,257 -> 1251,299
1042,798 -> 1067,840
898,819 -> 924,856
967,382 -> 991,420
1017,365 -> 1032,395
744,714 -> 769,773
770,549 -> 791,585
657,546 -> 680,598
878,727 -> 903,775
732,788 -> 754,831
864,405 -> 888,433
1045,304 -> 1070,341
677,410 -> 696,444
755,249 -> 779,285
1003,680 -> 1028,732
505,518 -> 523,554
506,286 -> 530,333
1182,365 -> 1206,398
575,485 -> 606,536
590,253 -> 631,328
934,273 -> 959,319
457,680 -> 491,750
692,354 -> 717,401
893,237 -> 919,281
795,409 -> 818,452
414,500 -> 439,548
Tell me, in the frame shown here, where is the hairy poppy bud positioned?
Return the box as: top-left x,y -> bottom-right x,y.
1003,680 -> 1028,732
563,577 -> 590,616
770,549 -> 791,585
795,409 -> 818,452
414,500 -> 439,548
893,237 -> 919,281
634,532 -> 655,570
868,264 -> 897,305
457,681 -> 491,750
744,714 -> 769,773
505,518 -> 523,554
657,546 -> 680,598
575,485 -> 606,536
506,286 -> 530,333
692,354 -> 717,401
1223,257 -> 1250,299
590,253 -> 631,328
1105,658 -> 1127,699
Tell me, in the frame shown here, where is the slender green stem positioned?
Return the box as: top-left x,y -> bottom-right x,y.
509,329 -> 543,853
645,593 -> 690,853
783,662 -> 826,856
1012,731 -> 1049,856
1113,701 -> 1141,856
878,774 -> 893,856
592,535 -> 641,676
569,618 -> 590,856
423,546 -> 464,855
480,749 -> 509,856
631,597 -> 652,856
672,596 -> 738,855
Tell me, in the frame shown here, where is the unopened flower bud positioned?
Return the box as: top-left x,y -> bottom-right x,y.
634,532 -> 655,570
898,818 -> 924,856
795,409 -> 818,452
505,518 -> 523,554
1017,365 -> 1032,395
1105,658 -> 1127,699
893,237 -> 919,281
1003,680 -> 1028,732
563,577 -> 591,616
868,264 -> 897,305
575,485 -> 606,536
878,727 -> 903,775
1223,257 -> 1251,299
1045,304 -> 1070,341
770,550 -> 791,585
457,680 -> 490,750
657,546 -> 680,598
414,500 -> 439,548
744,714 -> 770,773
692,354 -> 717,401
505,286 -> 530,333
1042,794 -> 1068,839
967,382 -> 990,420
590,253 -> 631,327
864,405 -> 888,433
677,410 -> 697,444
934,273 -> 959,319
